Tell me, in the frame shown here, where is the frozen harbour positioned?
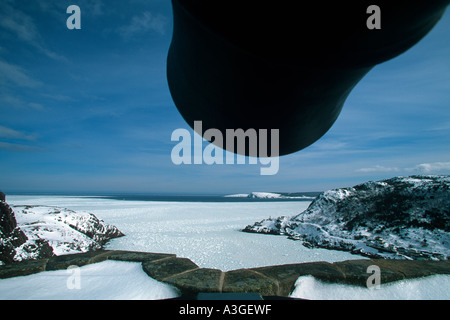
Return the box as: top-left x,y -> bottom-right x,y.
5,195 -> 361,271
1,195 -> 449,300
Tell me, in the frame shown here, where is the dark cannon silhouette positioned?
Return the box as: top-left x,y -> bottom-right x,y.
167,0 -> 449,156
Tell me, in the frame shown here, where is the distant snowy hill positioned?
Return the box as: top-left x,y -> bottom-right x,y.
244,175 -> 450,260
1,201 -> 124,264
225,192 -> 317,200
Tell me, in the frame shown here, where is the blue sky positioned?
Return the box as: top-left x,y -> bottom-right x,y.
0,0 -> 449,194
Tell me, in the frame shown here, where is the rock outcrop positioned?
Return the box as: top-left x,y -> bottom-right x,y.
0,200 -> 29,264
244,175 -> 450,260
1,195 -> 124,264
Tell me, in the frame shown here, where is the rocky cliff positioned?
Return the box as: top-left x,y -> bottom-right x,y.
0,198 -> 30,264
244,175 -> 450,260
0,193 -> 124,264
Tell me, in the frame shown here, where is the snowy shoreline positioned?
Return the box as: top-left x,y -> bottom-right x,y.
1,177 -> 449,300
3,195 -> 362,270
224,192 -> 317,200
244,175 -> 450,261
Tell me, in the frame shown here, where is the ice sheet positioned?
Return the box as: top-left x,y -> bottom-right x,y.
8,195 -> 447,300
6,195 -> 365,271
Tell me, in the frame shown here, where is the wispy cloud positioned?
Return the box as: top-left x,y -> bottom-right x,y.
39,0 -> 105,19
0,1 -> 65,61
118,11 -> 169,39
0,142 -> 44,152
0,91 -> 46,111
356,162 -> 450,174
41,93 -> 75,102
0,124 -> 44,153
0,125 -> 38,141
0,60 -> 42,88
27,102 -> 45,111
80,1 -> 104,16
428,121 -> 450,132
356,165 -> 400,173
411,162 -> 450,173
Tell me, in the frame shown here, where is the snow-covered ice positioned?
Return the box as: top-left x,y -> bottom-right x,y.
291,275 -> 450,300
0,260 -> 179,300
5,195 -> 362,271
2,195 -> 449,300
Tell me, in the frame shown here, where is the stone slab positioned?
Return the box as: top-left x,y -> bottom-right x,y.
372,259 -> 450,279
332,259 -> 404,286
1,250 -> 449,298
142,257 -> 199,281
0,259 -> 48,279
197,292 -> 263,300
107,250 -> 175,263
165,268 -> 223,295
45,250 -> 112,271
222,269 -> 278,296
251,261 -> 345,296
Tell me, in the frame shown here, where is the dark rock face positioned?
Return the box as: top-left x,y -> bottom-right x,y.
0,200 -> 29,264
244,175 -> 450,260
1,201 -> 19,237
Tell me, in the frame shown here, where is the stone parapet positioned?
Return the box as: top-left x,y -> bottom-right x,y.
1,250 -> 449,298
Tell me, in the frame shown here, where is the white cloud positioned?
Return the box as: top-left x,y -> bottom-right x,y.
0,91 -> 46,111
429,121 -> 450,132
0,60 -> 42,88
412,162 -> 450,173
356,165 -> 400,173
118,11 -> 168,38
0,142 -> 43,152
0,2 -> 65,61
0,126 -> 38,141
356,162 -> 450,174
27,102 -> 45,111
0,2 -> 39,43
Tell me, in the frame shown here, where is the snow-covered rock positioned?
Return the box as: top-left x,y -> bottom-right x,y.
244,175 -> 450,260
225,192 -> 316,200
1,202 -> 124,264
